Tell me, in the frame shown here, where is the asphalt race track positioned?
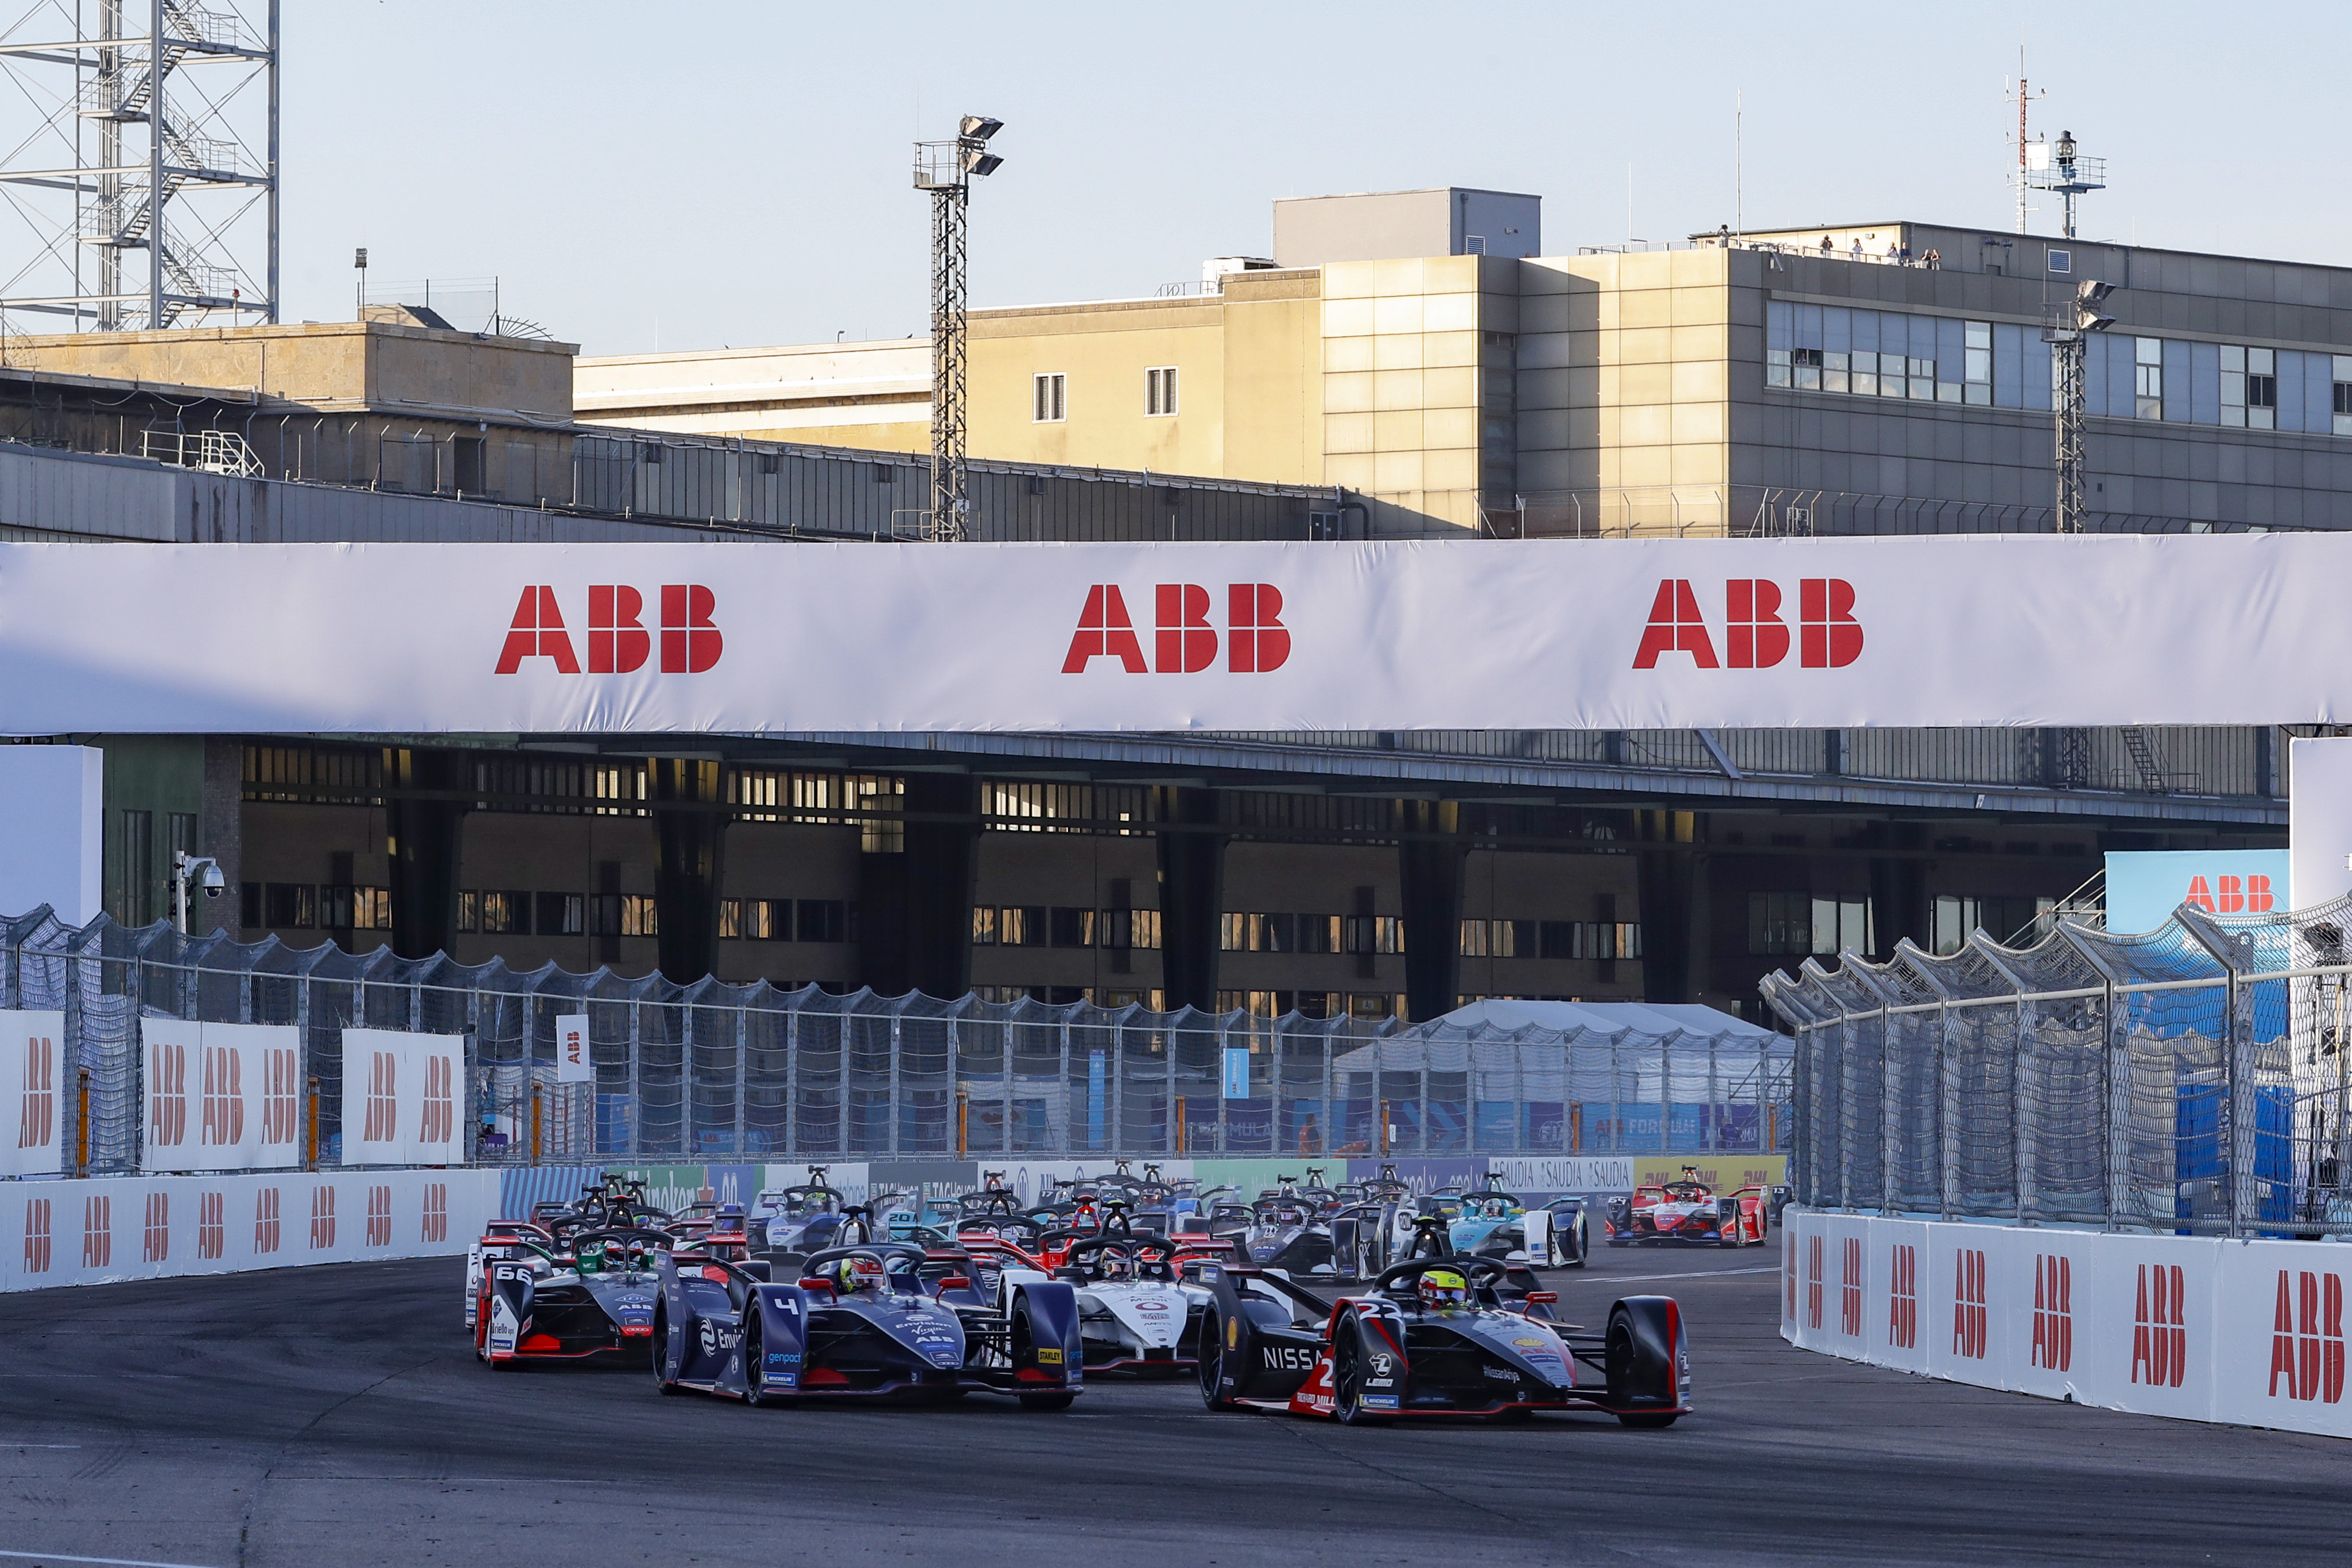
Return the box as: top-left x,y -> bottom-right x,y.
2,1240 -> 2345,1568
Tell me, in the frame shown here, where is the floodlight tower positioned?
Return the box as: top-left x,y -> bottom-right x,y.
913,115 -> 1004,543
0,0 -> 279,332
2022,129 -> 2105,241
2046,279 -> 2117,533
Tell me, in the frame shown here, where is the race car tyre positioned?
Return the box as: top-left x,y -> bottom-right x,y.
1332,1315 -> 1388,1426
1018,1392 -> 1077,1411
742,1317 -> 781,1408
651,1305 -> 684,1396
1196,1315 -> 1243,1411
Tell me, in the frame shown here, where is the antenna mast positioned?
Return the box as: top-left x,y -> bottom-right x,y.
2008,55 -> 2043,235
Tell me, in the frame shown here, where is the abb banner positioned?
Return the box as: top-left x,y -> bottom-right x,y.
338,1029 -> 465,1168
3,1009 -> 65,1178
1783,1209 -> 2352,1439
7,535 -> 2352,733
0,1169 -> 498,1293
139,1020 -> 302,1173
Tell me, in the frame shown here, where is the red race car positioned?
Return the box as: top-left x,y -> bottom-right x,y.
1604,1170 -> 1768,1248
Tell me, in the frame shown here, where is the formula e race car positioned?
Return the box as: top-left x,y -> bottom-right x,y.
1053,1234 -> 1209,1375
476,1226 -> 672,1366
751,1171 -> 852,1266
1433,1181 -> 1590,1270
650,1240 -> 1083,1408
1193,1253 -> 1689,1426
1604,1171 -> 1768,1248
1236,1189 -> 1336,1274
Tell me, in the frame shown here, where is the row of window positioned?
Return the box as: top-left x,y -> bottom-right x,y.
1767,300 -> 2352,434
1746,891 -> 2055,958
971,906 -> 1165,950
1031,366 -> 1178,424
240,883 -> 393,932
720,899 -> 853,944
1219,913 -> 1404,955
1458,919 -> 1646,961
1216,991 -> 1403,1021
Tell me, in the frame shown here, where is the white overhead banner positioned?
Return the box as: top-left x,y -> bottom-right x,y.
141,1020 -> 302,1173
3,1009 -> 65,1178
339,1029 -> 466,1168
6,535 -> 2352,733
553,1014 -> 592,1084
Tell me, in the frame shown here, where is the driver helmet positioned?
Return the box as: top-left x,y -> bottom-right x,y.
1098,1248 -> 1131,1280
833,1253 -> 887,1295
1421,1267 -> 1470,1311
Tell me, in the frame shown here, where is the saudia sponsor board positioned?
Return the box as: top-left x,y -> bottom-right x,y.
7,535 -> 2352,733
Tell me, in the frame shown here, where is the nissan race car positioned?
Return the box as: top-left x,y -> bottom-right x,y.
651,1240 -> 1083,1409
477,1227 -> 672,1367
1193,1254 -> 1689,1426
1055,1234 -> 1209,1375
1604,1170 -> 1768,1248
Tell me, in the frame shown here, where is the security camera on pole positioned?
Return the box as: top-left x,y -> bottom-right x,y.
170,849 -> 226,934
2046,278 -> 2116,534
913,115 -> 1004,544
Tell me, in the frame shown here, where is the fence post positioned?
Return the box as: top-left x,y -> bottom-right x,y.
733,1006 -> 748,1161
627,998 -> 642,1159
888,1010 -> 903,1159
1057,1018 -> 1072,1160
946,1012 -> 961,1160
784,1008 -> 798,1159
1658,1037 -> 1673,1158
1214,1015 -> 1229,1156
2176,908 -> 2257,1238
1164,1016 -> 1178,1158
2055,922 -> 2131,1230
1110,1014 -> 1123,1159
1837,1006 -> 1857,1212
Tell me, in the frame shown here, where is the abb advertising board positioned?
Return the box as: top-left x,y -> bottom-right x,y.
338,1029 -> 465,1168
138,1020 -> 302,1173
3,1009 -> 67,1178
1,1169 -> 498,1292
6,535 -> 2352,733
1783,1209 -> 2352,1439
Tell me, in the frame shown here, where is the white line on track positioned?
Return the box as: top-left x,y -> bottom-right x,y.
0,1443 -> 82,1448
1577,1266 -> 1779,1283
0,1548 -> 228,1568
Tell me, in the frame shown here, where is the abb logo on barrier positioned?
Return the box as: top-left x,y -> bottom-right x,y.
1888,1243 -> 1918,1349
201,1045 -> 242,1147
197,1191 -> 224,1260
263,1046 -> 298,1146
1839,1236 -> 1864,1337
1784,1240 -> 1798,1321
2031,1253 -> 2073,1372
18,1033 -> 54,1150
143,1191 -> 169,1263
2270,1269 -> 2345,1404
1633,579 -> 1864,670
22,1196 -> 50,1274
2184,874 -> 2276,915
496,585 -> 723,675
81,1194 -> 110,1267
361,1051 -> 397,1144
420,1055 -> 455,1146
1952,1247 -> 1988,1359
1804,1233 -> 1825,1330
309,1185 -> 336,1250
150,1039 -> 187,1147
366,1185 -> 393,1248
1062,584 -> 1290,674
254,1186 -> 281,1255
2132,1263 -> 2188,1387
422,1182 -> 448,1245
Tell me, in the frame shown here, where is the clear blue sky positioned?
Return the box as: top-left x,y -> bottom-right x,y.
281,0 -> 2351,356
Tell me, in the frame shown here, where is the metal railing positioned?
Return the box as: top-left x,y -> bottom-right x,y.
1761,895 -> 2352,1236
2,906 -> 1791,1174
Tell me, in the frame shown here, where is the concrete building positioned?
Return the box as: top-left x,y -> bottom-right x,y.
579,193 -> 2352,540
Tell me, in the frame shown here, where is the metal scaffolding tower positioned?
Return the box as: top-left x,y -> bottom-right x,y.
0,0 -> 278,333
912,115 -> 1002,542
2046,280 -> 2116,534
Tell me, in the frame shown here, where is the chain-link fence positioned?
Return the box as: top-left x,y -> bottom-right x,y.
1761,895 -> 2352,1235
3,906 -> 1790,1174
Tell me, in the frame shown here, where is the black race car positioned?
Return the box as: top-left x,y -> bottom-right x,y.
477,1225 -> 670,1367
1191,1253 -> 1689,1426
651,1240 -> 1083,1409
1237,1191 -> 1335,1275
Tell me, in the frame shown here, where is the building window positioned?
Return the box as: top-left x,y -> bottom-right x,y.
2246,346 -> 2277,430
2134,336 -> 2163,420
1458,919 -> 1538,958
262,883 -> 316,930
1748,892 -> 1871,957
1931,894 -> 2054,955
2048,248 -> 2072,274
2335,357 -> 2352,436
451,436 -> 485,494
620,895 -> 658,938
1791,347 -> 1822,390
1965,320 -> 1993,405
1033,372 -> 1066,423
1049,906 -> 1094,948
114,809 -> 153,926
478,890 -> 525,934
1145,366 -> 1178,417
456,891 -> 479,933
1097,907 -> 1162,951
535,892 -> 583,936
796,899 -> 849,944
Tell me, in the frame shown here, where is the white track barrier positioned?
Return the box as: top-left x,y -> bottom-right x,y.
1782,1209 -> 2352,1438
1,1169 -> 498,1291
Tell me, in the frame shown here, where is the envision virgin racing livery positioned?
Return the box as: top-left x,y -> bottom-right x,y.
1193,1253 -> 1689,1426
653,1242 -> 1083,1409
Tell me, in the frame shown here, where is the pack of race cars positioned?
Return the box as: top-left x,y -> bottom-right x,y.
461,1164 -> 1725,1429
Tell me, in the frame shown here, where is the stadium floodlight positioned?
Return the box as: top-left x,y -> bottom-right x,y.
2048,277 -> 2121,532
962,149 -> 1004,178
960,116 -> 1004,143
914,115 -> 1007,542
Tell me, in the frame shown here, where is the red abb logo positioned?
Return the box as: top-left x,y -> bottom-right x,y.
361,1051 -> 397,1144
419,1054 -> 455,1147
2031,1253 -> 2072,1372
2185,874 -> 2275,915
2269,1270 -> 2345,1404
2132,1263 -> 2188,1388
366,1184 -> 393,1248
263,1046 -> 298,1147
1633,578 -> 1863,670
1783,1239 -> 1798,1321
1951,1247 -> 1988,1359
496,584 -> 721,674
1062,583 -> 1289,674
22,1196 -> 50,1275
81,1194 -> 110,1267
143,1191 -> 169,1263
254,1186 -> 281,1255
1838,1236 -> 1864,1337
149,1038 -> 187,1148
201,1044 -> 242,1148
198,1191 -> 224,1260
422,1181 -> 449,1245
309,1184 -> 337,1250
1804,1233 -> 1825,1329
1888,1242 -> 1918,1350
18,1033 -> 53,1151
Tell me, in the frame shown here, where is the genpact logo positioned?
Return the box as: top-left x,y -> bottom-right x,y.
496,585 -> 722,674
1633,578 -> 1863,670
1061,583 -> 1288,674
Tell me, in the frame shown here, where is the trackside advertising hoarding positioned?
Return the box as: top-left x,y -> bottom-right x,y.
9,534 -> 2352,733
1783,1209 -> 2352,1440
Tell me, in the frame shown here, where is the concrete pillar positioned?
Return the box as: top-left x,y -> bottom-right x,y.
857,773 -> 976,1000
1398,799 -> 1465,1023
1636,846 -> 1692,1003
1154,786 -> 1225,1012
1869,855 -> 1928,959
386,747 -> 469,961
650,758 -> 728,983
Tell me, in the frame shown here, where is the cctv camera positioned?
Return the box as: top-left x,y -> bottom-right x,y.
199,862 -> 225,896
